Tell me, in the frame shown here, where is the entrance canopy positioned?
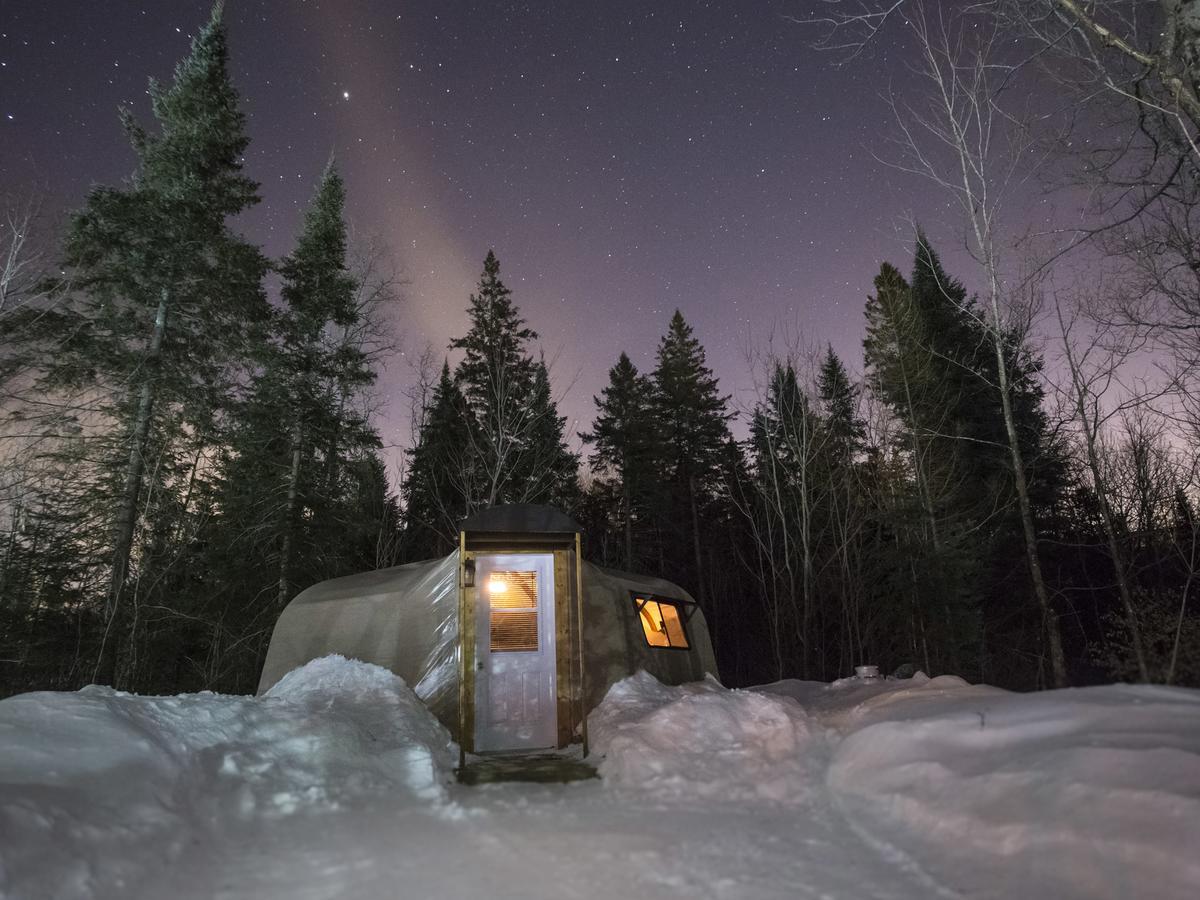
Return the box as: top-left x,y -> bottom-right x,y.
460,503 -> 582,535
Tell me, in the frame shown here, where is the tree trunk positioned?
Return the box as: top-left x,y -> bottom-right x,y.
277,424 -> 303,610
989,305 -> 1069,688
764,445 -> 799,677
1080,429 -> 1152,681
688,473 -> 705,605
1055,310 -> 1152,682
1168,567 -> 1195,684
798,428 -> 813,679
94,290 -> 168,687
323,386 -> 348,497
0,500 -> 20,606
622,478 -> 633,571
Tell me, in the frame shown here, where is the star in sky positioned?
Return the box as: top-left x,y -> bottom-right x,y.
1,0 -> 1036,465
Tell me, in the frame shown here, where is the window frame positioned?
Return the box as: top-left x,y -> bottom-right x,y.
486,568 -> 541,654
629,591 -> 696,651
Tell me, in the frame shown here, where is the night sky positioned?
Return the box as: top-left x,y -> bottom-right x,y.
1,0 -> 1046,469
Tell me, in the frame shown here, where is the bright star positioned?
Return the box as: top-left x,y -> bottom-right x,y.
342,90 -> 350,100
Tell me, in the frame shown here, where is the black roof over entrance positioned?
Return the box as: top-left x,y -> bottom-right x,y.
460,503 -> 582,535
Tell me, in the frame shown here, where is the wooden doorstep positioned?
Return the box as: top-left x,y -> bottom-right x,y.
455,752 -> 598,786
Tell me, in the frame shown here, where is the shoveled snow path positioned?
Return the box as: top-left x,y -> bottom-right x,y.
130,743 -> 944,900
6,660 -> 1197,899
134,667 -> 954,900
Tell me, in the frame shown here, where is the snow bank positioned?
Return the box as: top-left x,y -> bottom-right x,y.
5,659 -> 1197,900
0,655 -> 456,900
263,653 -> 457,803
822,679 -> 1200,900
589,671 -> 815,804
760,670 -> 1005,729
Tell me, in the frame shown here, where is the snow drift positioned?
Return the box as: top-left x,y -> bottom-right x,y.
592,671 -> 1200,899
0,656 -> 455,900
589,670 -> 816,804
2,658 -> 1198,900
769,673 -> 1200,900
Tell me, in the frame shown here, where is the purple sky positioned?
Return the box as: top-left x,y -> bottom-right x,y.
1,1 -> 1063,473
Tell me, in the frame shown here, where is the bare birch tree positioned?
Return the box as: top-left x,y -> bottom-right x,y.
1053,292 -> 1157,679
873,1 -> 1069,684
0,196 -> 53,322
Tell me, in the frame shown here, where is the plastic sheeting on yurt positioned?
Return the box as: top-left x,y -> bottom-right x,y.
256,552 -> 718,738
258,554 -> 462,727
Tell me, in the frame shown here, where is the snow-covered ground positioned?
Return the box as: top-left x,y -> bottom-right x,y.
2,657 -> 1198,900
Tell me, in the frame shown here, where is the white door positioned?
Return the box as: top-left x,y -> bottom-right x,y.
474,553 -> 557,752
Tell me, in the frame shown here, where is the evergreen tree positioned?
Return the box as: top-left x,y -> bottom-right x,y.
452,251 -> 535,402
0,443 -> 103,695
523,359 -> 582,510
650,311 -> 734,604
862,261 -> 914,410
751,362 -> 816,478
269,161 -> 367,608
205,162 -> 384,686
748,361 -> 821,676
401,362 -> 474,559
447,250 -> 577,512
222,163 -> 373,569
812,348 -> 875,678
575,477 -> 626,568
863,235 -> 1068,683
582,352 -> 659,569
863,248 -> 984,676
816,346 -> 866,467
866,237 -> 998,515
6,4 -> 269,685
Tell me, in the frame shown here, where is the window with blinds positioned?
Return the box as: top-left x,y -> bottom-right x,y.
487,570 -> 539,652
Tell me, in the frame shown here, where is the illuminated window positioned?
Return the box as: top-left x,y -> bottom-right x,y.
632,594 -> 691,649
488,570 -> 539,652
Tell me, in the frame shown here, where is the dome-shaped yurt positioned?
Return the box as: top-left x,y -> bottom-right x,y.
258,504 -> 718,754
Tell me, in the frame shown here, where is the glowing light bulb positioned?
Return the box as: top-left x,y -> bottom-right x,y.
487,578 -> 508,594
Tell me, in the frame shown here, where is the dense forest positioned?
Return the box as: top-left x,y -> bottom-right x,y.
2,4 -> 1199,696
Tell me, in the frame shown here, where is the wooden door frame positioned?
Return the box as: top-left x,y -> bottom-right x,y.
457,531 -> 586,757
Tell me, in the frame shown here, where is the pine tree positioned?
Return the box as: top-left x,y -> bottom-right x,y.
0,443 -> 101,695
217,162 -> 377,612
401,361 -> 474,559
813,348 -> 874,678
582,352 -> 659,569
194,160 -> 392,693
452,251 -> 535,398
863,235 -> 1069,682
341,453 -> 402,571
751,362 -> 815,477
863,249 -> 984,676
523,360 -> 581,510
816,346 -> 866,467
650,311 -> 734,604
866,237 -> 998,516
11,4 -> 269,685
448,250 -> 577,512
270,162 -> 366,609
